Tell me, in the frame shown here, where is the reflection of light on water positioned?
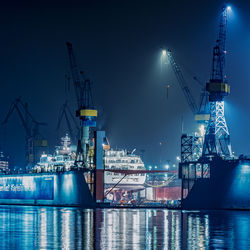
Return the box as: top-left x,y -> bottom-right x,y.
145,210 -> 152,248
109,210 -> 118,249
121,211 -> 127,250
40,208 -> 47,249
101,209 -> 145,249
205,215 -> 209,245
84,210 -> 91,248
84,210 -> 93,249
61,210 -> 70,249
171,213 -> 175,246
186,213 -> 210,249
103,210 -> 115,249
76,210 -> 82,249
163,210 -> 169,249
53,209 -> 58,248
3,206 -> 250,248
1,211 -> 6,249
175,213 -> 180,249
196,217 -> 204,249
153,225 -> 157,248
132,210 -> 140,249
188,215 -> 193,247
23,211 -> 30,247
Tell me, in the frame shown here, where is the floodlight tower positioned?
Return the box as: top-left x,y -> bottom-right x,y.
202,6 -> 232,158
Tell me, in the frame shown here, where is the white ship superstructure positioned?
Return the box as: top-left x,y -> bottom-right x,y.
104,149 -> 146,185
34,136 -> 146,186
34,134 -> 76,172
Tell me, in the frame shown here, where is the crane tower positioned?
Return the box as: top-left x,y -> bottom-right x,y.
202,6 -> 232,158
66,42 -> 97,168
2,98 -> 47,167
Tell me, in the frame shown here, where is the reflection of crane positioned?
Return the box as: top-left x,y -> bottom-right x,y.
66,42 -> 97,168
165,50 -> 210,123
56,100 -> 80,142
2,97 -> 47,167
203,6 -> 232,158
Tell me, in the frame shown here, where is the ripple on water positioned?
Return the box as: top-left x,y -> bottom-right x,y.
0,206 -> 250,249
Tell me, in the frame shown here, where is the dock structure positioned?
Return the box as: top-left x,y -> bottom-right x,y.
177,7 -> 250,210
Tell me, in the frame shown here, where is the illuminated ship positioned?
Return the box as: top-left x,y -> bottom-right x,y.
104,149 -> 146,185
0,135 -> 146,208
0,151 -> 9,174
33,134 -> 76,173
0,133 -> 94,207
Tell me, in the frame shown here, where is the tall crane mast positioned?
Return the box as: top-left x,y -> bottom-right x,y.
202,6 -> 232,158
2,98 -> 47,167
66,42 -> 97,168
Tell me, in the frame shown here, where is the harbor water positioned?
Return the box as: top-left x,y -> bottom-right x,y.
0,205 -> 250,249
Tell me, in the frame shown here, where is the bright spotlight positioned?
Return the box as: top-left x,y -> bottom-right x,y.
165,164 -> 169,170
199,124 -> 205,137
226,6 -> 232,11
162,50 -> 167,56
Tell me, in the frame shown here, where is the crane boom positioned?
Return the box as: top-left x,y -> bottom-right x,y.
56,101 -> 80,141
19,100 -> 47,127
2,99 -> 30,135
66,42 -> 94,111
2,98 -> 47,166
66,42 -> 83,109
167,50 -> 198,114
211,6 -> 227,82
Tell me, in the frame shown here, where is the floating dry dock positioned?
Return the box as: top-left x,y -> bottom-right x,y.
0,157 -> 250,209
180,157 -> 250,210
0,169 -> 178,208
0,131 -> 179,209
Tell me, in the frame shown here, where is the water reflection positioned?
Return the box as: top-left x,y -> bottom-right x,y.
0,206 -> 250,249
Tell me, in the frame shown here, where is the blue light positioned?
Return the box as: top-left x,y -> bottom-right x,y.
0,175 -> 54,200
226,6 -> 232,11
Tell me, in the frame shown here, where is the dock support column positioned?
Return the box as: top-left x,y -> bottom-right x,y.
94,131 -> 105,203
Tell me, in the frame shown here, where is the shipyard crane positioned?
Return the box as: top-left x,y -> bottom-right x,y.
202,6 -> 232,158
66,42 -> 97,168
165,50 -> 210,123
56,100 -> 80,142
57,75 -> 80,143
2,98 -> 47,167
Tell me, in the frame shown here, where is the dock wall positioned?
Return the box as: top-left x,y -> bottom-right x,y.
0,171 -> 95,207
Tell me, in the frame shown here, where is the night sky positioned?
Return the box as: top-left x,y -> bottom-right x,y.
1,0 -> 250,167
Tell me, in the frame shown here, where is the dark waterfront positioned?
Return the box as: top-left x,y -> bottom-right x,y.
0,206 -> 250,249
